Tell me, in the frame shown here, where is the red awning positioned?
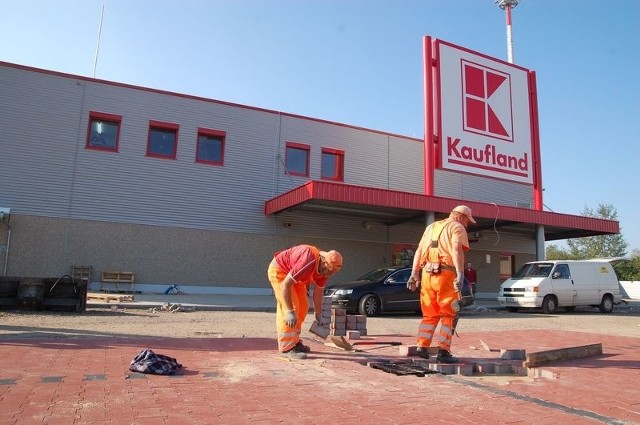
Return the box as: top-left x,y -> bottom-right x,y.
264,181 -> 618,241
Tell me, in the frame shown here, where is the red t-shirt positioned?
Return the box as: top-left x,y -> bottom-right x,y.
273,245 -> 328,287
464,267 -> 477,285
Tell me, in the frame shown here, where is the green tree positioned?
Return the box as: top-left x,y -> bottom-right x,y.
545,244 -> 571,260
613,249 -> 640,281
545,203 -> 629,261
565,204 -> 628,259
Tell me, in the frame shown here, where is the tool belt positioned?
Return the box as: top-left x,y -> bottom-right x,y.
424,262 -> 456,274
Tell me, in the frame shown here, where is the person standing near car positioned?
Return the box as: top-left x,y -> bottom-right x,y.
267,244 -> 343,359
407,205 -> 475,363
464,262 -> 477,296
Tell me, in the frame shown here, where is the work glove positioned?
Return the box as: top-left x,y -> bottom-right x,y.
285,310 -> 297,327
406,273 -> 420,291
453,272 -> 464,293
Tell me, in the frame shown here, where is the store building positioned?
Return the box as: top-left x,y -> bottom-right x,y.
0,52 -> 618,296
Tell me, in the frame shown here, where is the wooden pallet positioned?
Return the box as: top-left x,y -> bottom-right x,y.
87,292 -> 135,303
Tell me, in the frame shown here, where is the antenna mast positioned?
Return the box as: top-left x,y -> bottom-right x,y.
495,0 -> 519,64
92,4 -> 105,78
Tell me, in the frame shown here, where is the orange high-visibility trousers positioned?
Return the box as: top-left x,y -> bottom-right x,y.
416,268 -> 457,351
268,263 -> 309,353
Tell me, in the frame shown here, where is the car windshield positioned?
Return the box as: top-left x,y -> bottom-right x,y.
356,268 -> 397,282
513,263 -> 554,278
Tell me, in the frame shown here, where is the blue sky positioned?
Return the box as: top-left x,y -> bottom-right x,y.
2,0 -> 639,252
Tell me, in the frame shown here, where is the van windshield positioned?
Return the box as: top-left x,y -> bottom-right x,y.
513,263 -> 554,278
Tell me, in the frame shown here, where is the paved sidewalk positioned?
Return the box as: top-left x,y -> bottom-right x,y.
1,328 -> 638,424
2,296 -> 639,424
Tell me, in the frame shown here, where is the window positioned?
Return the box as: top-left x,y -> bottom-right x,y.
147,120 -> 179,159
196,128 -> 225,165
285,142 -> 310,177
321,147 -> 344,181
86,111 -> 121,152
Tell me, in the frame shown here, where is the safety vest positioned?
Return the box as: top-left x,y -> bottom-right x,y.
419,219 -> 455,272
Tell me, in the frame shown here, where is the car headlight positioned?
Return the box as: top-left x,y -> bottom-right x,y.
334,289 -> 353,295
524,286 -> 539,293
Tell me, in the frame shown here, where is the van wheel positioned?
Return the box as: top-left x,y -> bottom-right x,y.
359,294 -> 381,317
541,295 -> 558,314
598,294 -> 614,313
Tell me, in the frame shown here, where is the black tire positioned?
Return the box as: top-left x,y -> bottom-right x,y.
359,294 -> 381,316
599,294 -> 614,313
564,306 -> 576,312
541,295 -> 558,314
506,307 -> 519,313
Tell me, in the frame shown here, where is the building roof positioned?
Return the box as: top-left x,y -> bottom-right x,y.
264,181 -> 618,241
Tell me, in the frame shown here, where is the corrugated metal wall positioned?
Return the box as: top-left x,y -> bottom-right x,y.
0,63 -> 536,288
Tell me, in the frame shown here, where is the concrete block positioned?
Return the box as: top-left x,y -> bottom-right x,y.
500,349 -> 526,360
346,330 -> 361,340
330,328 -> 346,336
346,316 -> 357,329
435,364 -> 456,375
309,321 -> 329,339
457,364 -> 474,376
331,308 -> 347,316
475,362 -> 495,374
494,363 -> 513,375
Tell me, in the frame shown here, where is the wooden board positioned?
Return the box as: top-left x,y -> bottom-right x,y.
87,292 -> 135,303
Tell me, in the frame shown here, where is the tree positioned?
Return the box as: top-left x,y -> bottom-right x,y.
546,203 -> 628,260
613,249 -> 640,281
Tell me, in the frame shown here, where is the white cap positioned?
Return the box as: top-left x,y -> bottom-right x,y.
452,205 -> 476,224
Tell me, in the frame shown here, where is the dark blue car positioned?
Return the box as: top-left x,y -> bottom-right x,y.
324,266 -> 420,316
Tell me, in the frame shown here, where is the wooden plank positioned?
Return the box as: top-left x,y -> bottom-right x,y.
524,343 -> 602,367
87,292 -> 135,303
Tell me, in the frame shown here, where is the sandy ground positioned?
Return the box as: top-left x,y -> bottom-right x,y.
1,302 -> 639,340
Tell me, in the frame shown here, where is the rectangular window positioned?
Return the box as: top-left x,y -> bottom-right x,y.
86,111 -> 121,152
147,120 -> 179,159
321,147 -> 345,181
285,142 -> 310,177
196,128 -> 225,165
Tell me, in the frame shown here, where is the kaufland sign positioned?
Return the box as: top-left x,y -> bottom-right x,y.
431,39 -> 537,185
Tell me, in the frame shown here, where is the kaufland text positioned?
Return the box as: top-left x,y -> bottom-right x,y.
447,137 -> 528,171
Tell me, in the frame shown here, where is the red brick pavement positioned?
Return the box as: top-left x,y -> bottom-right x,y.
0,330 -> 638,424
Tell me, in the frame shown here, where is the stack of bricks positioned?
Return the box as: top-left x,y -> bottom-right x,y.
330,307 -> 347,336
309,296 -> 333,339
345,314 -> 367,338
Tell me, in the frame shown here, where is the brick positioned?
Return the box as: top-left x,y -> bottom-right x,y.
346,330 -> 360,340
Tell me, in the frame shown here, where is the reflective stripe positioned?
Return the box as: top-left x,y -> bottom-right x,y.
419,324 -> 436,332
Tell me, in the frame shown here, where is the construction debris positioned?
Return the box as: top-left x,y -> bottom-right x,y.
148,303 -> 196,313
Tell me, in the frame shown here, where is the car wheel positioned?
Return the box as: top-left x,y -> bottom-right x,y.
359,294 -> 380,317
541,295 -> 558,314
598,294 -> 614,313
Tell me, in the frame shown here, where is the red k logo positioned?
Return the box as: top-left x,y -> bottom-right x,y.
462,60 -> 513,142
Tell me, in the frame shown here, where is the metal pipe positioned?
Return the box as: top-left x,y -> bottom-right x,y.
3,226 -> 11,276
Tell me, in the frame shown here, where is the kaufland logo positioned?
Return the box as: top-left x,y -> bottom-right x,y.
462,60 -> 513,142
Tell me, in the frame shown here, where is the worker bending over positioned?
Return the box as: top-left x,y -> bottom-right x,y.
407,205 -> 475,363
267,244 -> 343,359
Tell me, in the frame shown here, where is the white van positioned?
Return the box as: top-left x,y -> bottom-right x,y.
497,259 -> 623,314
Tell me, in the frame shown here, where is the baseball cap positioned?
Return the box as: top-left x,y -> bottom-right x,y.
320,250 -> 343,271
452,205 -> 476,224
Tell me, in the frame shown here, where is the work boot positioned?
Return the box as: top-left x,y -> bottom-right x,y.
415,346 -> 430,359
281,347 -> 307,360
436,349 -> 458,364
294,341 -> 311,353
